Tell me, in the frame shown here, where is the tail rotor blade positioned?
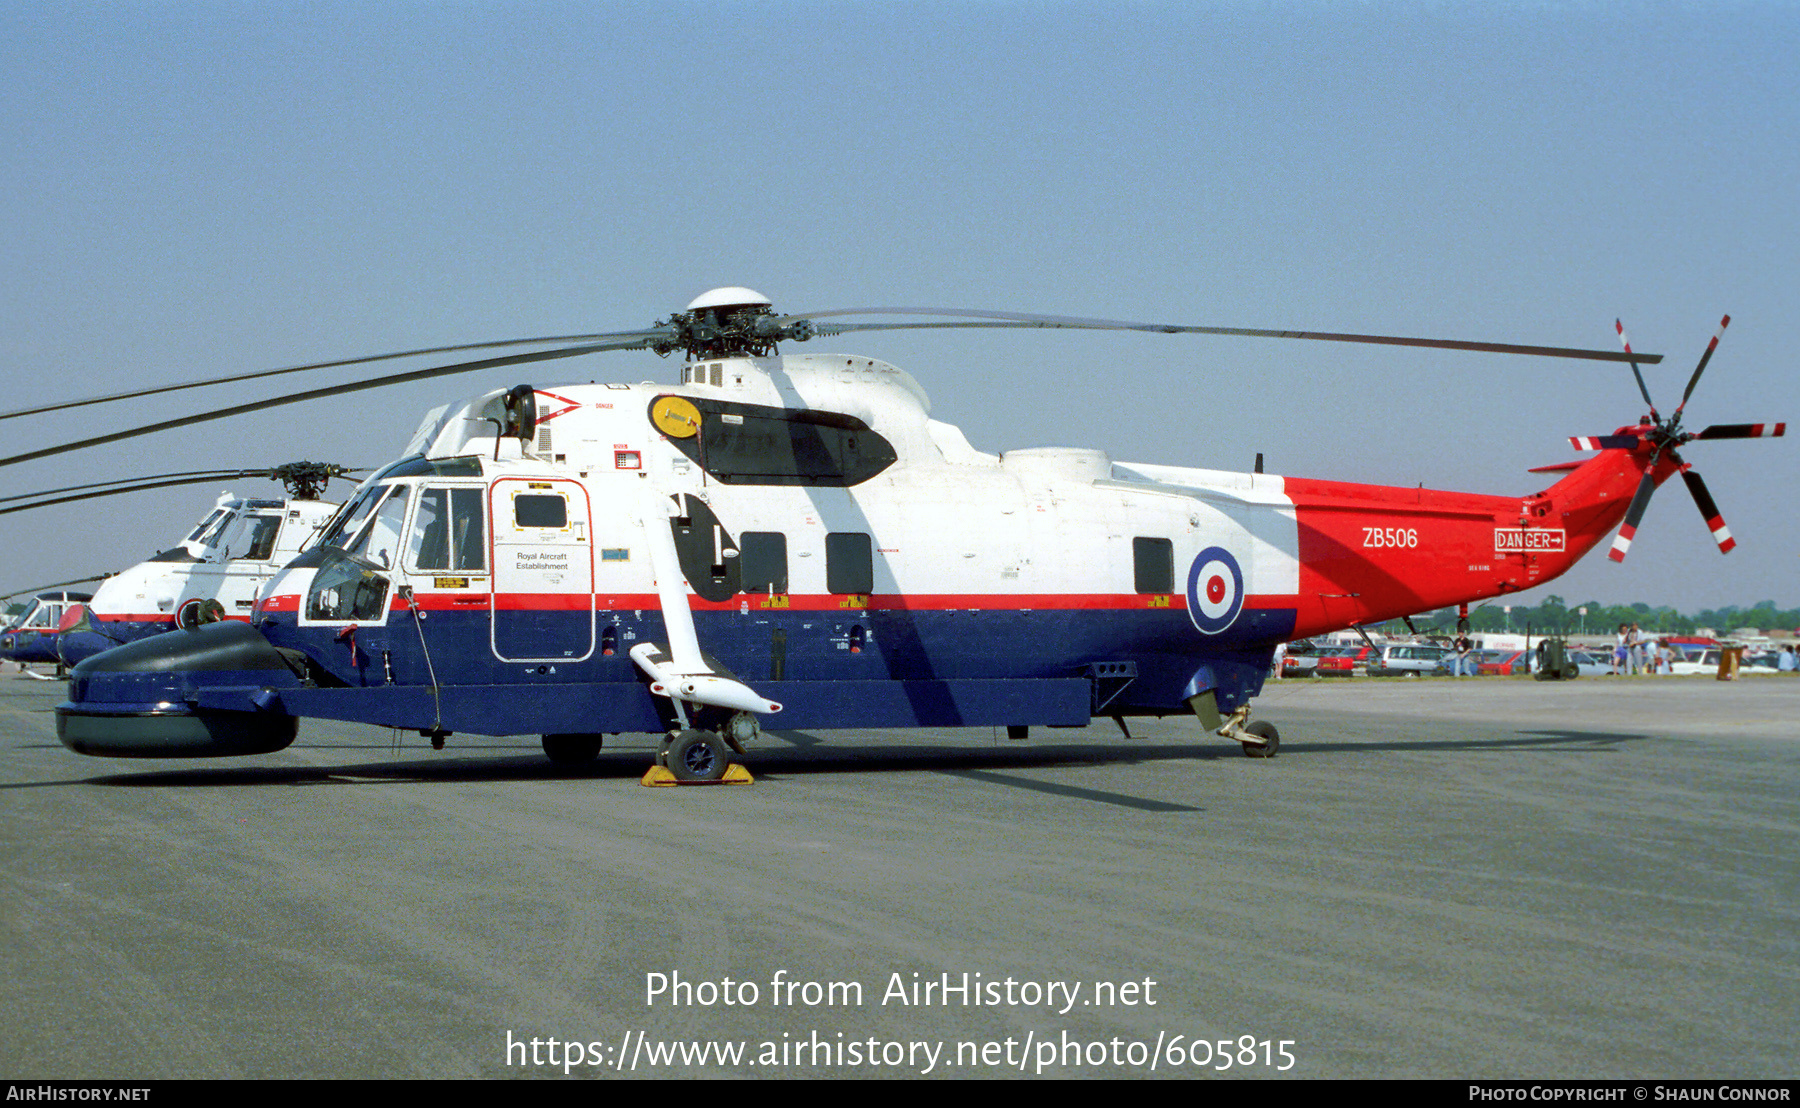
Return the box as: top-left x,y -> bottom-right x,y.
1673,314 -> 1730,419
1608,469 -> 1659,563
1680,467 -> 1736,553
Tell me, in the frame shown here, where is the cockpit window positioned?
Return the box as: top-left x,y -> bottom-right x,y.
409,487 -> 487,572
343,486 -> 411,570
186,509 -> 227,543
318,483 -> 394,550
197,510 -> 237,549
222,515 -> 283,562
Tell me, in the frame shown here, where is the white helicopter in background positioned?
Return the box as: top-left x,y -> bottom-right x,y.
0,463 -> 353,667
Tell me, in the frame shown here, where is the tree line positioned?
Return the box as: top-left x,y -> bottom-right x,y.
1409,597 -> 1799,637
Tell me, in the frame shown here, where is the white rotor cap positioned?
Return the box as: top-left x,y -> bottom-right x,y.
686,286 -> 772,312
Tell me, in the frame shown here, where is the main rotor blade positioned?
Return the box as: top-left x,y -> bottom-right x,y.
0,340 -> 633,470
791,306 -> 1662,363
0,472 -> 287,517
0,329 -> 669,424
0,469 -> 262,505
1692,422 -> 1786,440
1616,319 -> 1660,418
3,574 -> 114,600
1607,468 -> 1660,563
1680,467 -> 1736,553
1673,314 -> 1730,419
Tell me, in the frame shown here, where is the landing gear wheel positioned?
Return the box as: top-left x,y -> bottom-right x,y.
541,734 -> 603,766
666,729 -> 731,782
1242,719 -> 1279,758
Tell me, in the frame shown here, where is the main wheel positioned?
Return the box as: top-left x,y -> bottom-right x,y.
542,733 -> 603,766
1242,719 -> 1279,758
667,729 -> 731,782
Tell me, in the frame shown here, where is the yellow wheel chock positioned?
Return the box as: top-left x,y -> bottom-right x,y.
640,763 -> 755,787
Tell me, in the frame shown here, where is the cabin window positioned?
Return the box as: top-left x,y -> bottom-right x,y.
1133,537 -> 1173,594
826,532 -> 874,595
514,493 -> 568,529
738,532 -> 788,594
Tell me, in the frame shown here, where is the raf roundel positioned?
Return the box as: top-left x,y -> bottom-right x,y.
1186,546 -> 1245,636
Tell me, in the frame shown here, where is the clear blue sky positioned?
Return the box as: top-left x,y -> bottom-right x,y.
4,1 -> 1795,612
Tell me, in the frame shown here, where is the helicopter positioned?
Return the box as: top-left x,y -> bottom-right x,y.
1,587 -> 94,675
39,289 -> 1782,780
0,463 -> 353,668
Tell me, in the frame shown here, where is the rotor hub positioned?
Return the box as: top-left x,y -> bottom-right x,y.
654,287 -> 814,360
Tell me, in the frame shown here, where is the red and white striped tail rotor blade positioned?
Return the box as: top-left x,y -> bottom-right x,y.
1692,422 -> 1786,440
1570,434 -> 1641,451
1674,314 -> 1730,418
1680,468 -> 1736,553
1607,469 -> 1660,563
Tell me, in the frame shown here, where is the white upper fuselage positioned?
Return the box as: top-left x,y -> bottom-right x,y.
380,351 -> 1302,611
87,493 -> 340,626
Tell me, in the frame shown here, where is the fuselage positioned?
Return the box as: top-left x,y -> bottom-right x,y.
46,494 -> 340,665
0,591 -> 92,665
214,351 -> 1661,737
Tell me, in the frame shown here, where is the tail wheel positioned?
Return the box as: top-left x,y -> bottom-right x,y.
667,729 -> 731,781
1242,719 -> 1280,758
541,734 -> 603,766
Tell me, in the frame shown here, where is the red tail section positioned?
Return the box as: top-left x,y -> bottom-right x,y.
1281,445 -> 1667,640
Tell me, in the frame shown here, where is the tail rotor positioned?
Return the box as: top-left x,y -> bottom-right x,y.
1574,315 -> 1783,563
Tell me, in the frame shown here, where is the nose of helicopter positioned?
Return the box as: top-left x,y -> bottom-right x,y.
57,621 -> 304,758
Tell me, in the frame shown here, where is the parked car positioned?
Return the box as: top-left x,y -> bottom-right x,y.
1472,649 -> 1533,676
1280,641 -> 1324,677
1314,644 -> 1379,676
1670,649 -> 1723,676
1564,649 -> 1614,677
1370,643 -> 1453,676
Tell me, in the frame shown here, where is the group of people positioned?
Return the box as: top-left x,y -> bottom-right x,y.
1613,622 -> 1674,675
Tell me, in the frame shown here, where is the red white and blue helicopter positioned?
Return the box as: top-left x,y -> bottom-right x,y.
24,289 -> 1781,779
0,464 -> 351,669
1,586 -> 94,674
